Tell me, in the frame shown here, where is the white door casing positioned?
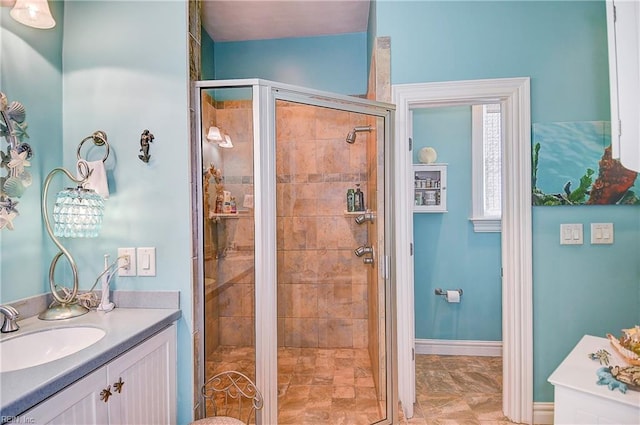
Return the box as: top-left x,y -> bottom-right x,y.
393,78 -> 533,424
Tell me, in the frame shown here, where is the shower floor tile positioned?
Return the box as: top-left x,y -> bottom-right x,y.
207,346 -> 385,425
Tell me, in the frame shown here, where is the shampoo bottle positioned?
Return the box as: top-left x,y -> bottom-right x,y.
347,188 -> 355,212
354,184 -> 364,211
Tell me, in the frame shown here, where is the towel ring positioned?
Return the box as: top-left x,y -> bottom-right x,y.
77,130 -> 110,162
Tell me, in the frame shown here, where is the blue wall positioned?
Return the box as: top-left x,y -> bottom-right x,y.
412,107 -> 502,341
62,2 -> 192,423
213,32 -> 368,95
0,1 -> 64,302
1,2 -> 193,423
378,0 -> 639,403
201,27 -> 215,80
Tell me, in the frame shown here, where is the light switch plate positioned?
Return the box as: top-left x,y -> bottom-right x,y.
591,223 -> 614,245
137,247 -> 156,276
560,223 -> 583,245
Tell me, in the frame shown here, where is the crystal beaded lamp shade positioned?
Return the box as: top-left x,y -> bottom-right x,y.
52,187 -> 104,238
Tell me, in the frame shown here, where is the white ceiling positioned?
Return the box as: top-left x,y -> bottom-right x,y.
202,0 -> 371,42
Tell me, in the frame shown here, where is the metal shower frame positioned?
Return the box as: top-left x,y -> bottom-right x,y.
192,79 -> 396,424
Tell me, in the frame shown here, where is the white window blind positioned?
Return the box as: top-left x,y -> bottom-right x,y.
471,103 -> 502,232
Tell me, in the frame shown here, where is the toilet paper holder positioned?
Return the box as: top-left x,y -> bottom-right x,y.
434,288 -> 463,297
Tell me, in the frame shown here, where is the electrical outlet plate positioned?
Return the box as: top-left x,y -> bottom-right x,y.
118,247 -> 136,276
137,247 -> 156,276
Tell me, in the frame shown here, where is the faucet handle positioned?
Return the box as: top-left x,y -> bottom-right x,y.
0,305 -> 20,333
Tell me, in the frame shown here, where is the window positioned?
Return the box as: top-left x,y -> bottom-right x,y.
471,103 -> 502,232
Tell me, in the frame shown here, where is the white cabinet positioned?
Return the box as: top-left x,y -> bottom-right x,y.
21,324 -> 176,425
413,164 -> 447,212
607,0 -> 640,172
548,334 -> 640,425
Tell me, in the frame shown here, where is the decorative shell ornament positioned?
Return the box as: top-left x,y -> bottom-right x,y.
0,91 -> 32,230
610,365 -> 640,391
6,101 -> 26,124
418,147 -> 438,164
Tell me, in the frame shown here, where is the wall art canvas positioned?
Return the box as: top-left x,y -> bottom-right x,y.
532,121 -> 639,206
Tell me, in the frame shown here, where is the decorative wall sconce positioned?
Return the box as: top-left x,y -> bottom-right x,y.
206,126 -> 223,143
39,131 -> 109,321
5,0 -> 56,29
206,126 -> 233,149
0,91 -> 32,231
219,134 -> 234,149
138,129 -> 154,163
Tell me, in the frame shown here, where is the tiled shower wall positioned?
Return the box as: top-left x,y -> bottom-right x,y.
275,101 -> 372,349
204,97 -> 255,357
205,99 -> 375,355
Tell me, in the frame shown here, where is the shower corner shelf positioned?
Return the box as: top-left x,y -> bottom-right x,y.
208,210 -> 250,219
344,210 -> 363,216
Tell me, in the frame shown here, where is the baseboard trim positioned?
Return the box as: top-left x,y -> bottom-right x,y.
415,338 -> 502,357
533,402 -> 554,424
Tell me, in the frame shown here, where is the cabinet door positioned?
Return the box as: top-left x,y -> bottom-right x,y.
21,368 -> 109,425
106,324 -> 177,425
413,164 -> 447,212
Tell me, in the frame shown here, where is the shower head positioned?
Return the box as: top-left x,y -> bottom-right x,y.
345,125 -> 373,144
346,130 -> 357,144
353,245 -> 374,257
354,212 -> 375,225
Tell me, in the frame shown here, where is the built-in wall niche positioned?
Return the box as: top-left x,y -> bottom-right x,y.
413,163 -> 447,212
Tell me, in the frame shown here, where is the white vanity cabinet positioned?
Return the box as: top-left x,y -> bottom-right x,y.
21,324 -> 176,425
607,0 -> 640,172
548,334 -> 640,424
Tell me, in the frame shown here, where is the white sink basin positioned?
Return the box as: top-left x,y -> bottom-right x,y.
0,326 -> 106,373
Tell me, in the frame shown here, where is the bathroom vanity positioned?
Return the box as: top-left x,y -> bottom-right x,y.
0,307 -> 180,424
548,334 -> 640,424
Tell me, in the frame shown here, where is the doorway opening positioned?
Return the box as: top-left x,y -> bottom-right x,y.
393,78 -> 533,424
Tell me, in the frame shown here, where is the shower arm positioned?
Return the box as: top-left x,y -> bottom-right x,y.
346,125 -> 374,144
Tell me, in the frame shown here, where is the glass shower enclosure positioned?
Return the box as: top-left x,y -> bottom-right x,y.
193,79 -> 396,424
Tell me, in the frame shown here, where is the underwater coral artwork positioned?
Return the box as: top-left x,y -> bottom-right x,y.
532,121 -> 639,206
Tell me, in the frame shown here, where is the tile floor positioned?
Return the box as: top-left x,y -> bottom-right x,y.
207,346 -> 385,424
207,348 -> 517,425
406,354 -> 516,425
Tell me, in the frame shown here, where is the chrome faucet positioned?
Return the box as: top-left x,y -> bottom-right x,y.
0,304 -> 20,333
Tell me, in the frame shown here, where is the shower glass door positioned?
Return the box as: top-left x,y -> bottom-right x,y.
275,100 -> 388,425
195,80 -> 395,425
199,86 -> 257,395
